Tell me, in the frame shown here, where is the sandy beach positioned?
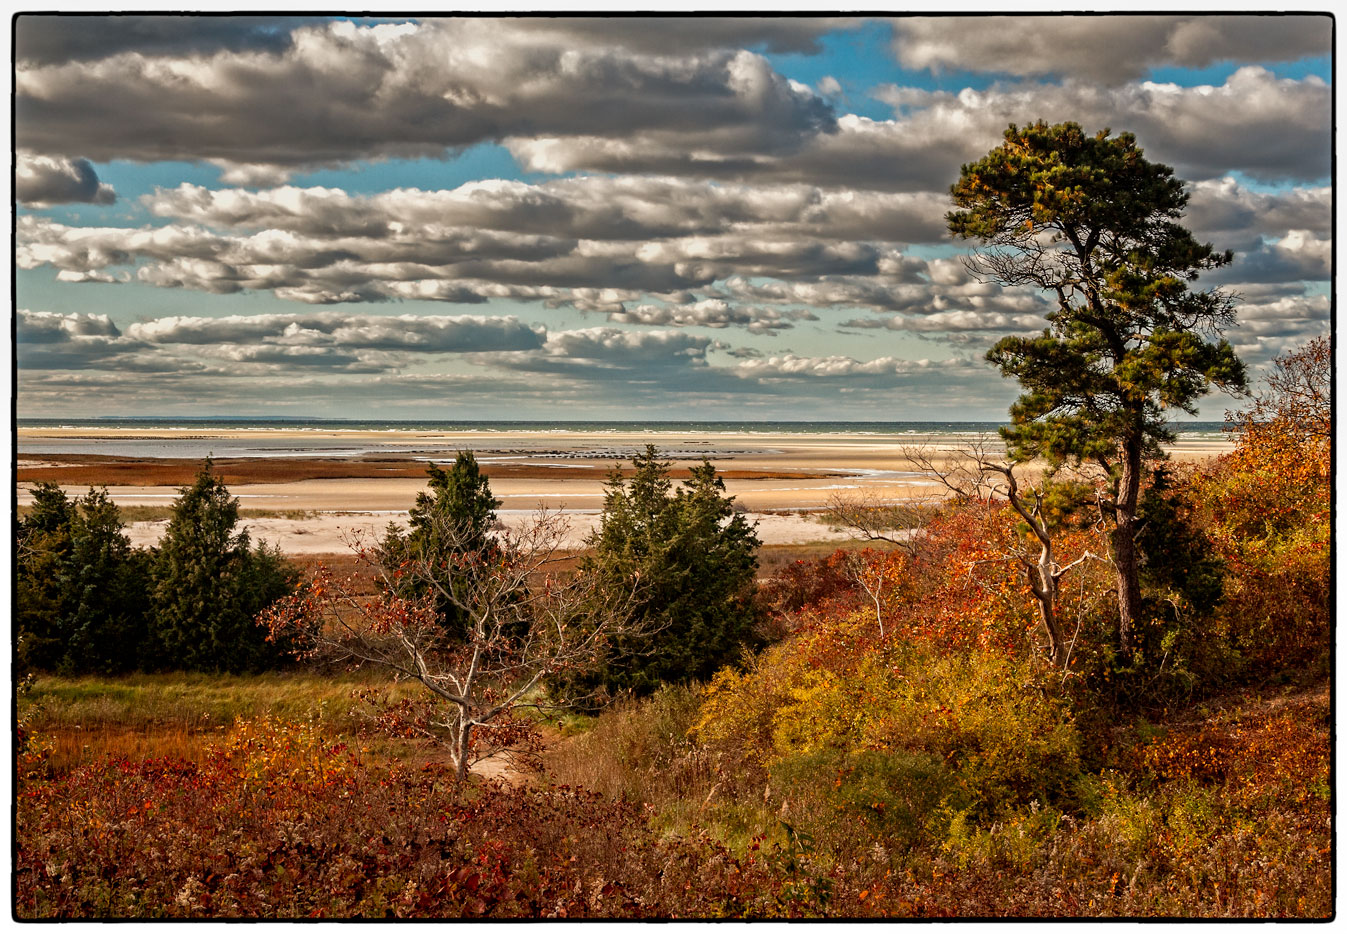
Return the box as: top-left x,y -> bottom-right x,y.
17,426 -> 1234,553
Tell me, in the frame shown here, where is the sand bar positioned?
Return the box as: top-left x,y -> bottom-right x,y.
17,426 -> 1233,552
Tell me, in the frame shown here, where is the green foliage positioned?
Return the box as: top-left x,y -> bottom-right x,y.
16,483 -> 77,670
148,461 -> 297,672
772,748 -> 965,850
951,120 -> 1248,452
377,452 -> 503,640
561,446 -> 764,702
61,489 -> 153,673
16,484 -> 150,674
1136,467 -> 1223,611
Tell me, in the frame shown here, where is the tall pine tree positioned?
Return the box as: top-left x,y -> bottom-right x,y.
948,122 -> 1245,655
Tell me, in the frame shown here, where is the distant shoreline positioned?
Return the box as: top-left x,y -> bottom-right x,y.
16,417 -> 1235,435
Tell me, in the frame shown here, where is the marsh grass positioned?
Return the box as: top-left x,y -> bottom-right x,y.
21,670 -> 425,774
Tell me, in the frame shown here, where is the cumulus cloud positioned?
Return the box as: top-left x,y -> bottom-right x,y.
891,15 -> 1330,84
732,352 -> 981,383
17,19 -> 833,175
841,310 -> 1044,334
15,14 -> 319,65
515,68 -> 1328,188
126,311 -> 545,353
1216,230 -> 1332,285
721,271 -> 1051,318
18,181 -> 963,314
18,307 -> 553,378
16,309 -> 151,370
18,308 -> 122,343
608,299 -> 816,334
539,328 -> 712,366
1185,178 -> 1331,253
511,17 -> 854,55
143,178 -> 949,245
15,153 -> 115,205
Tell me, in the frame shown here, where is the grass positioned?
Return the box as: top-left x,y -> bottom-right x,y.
20,669 -> 427,774
756,540 -> 866,579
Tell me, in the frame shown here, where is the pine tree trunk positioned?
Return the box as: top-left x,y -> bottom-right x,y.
1034,551 -> 1064,666
1113,436 -> 1144,657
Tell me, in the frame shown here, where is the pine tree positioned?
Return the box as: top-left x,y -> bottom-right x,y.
949,121 -> 1246,655
16,482 -> 77,670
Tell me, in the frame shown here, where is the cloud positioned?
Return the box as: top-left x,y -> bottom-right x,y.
1224,290 -> 1331,366
841,310 -> 1045,334
15,153 -> 115,205
891,15 -> 1330,84
18,307 -> 549,378
17,308 -> 122,343
510,17 -> 855,55
1216,231 -> 1332,285
539,328 -> 712,366
515,68 -> 1329,188
143,177 -> 949,245
731,351 -> 987,385
721,270 -> 1051,318
15,14 -> 320,65
16,309 -> 155,370
1185,178 -> 1331,252
608,299 -> 816,335
17,19 -> 833,177
126,311 -> 545,353
19,181 -> 961,314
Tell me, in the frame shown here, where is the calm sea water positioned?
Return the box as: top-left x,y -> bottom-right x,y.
17,418 -> 1232,461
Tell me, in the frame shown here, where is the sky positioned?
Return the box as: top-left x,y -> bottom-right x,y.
13,13 -> 1333,421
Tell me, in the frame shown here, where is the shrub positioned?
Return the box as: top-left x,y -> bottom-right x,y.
694,605 -> 1084,845
543,683 -> 710,803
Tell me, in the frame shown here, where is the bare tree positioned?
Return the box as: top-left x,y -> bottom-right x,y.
262,509 -> 642,781
1239,335 -> 1331,444
822,490 -> 937,552
901,439 -> 1104,666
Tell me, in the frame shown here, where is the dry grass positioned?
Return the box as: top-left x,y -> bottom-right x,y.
17,454 -> 840,488
20,670 -> 427,775
755,540 -> 869,579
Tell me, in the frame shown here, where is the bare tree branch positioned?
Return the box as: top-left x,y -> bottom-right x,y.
262,507 -> 647,781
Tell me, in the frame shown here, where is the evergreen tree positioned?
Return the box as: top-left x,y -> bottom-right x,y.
61,488 -> 150,673
16,482 -> 77,670
948,121 -> 1246,654
17,484 -> 152,673
149,461 -> 296,672
562,446 -> 763,702
378,451 -> 503,640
